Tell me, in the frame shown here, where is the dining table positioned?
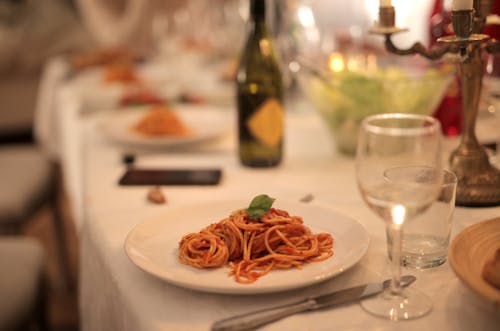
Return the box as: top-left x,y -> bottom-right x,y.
34,52 -> 500,331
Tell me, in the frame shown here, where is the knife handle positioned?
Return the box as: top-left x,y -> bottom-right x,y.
211,299 -> 316,331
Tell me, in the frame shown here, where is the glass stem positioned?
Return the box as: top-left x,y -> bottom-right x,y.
389,223 -> 402,295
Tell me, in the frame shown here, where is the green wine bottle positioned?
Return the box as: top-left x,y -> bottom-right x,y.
236,0 -> 284,167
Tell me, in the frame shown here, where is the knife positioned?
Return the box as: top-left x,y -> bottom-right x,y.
211,275 -> 416,331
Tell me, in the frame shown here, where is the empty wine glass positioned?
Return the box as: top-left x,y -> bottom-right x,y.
356,113 -> 443,320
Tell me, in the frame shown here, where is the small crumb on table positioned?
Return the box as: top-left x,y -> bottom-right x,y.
147,186 -> 167,204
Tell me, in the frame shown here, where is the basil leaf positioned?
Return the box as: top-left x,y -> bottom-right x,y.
247,194 -> 275,220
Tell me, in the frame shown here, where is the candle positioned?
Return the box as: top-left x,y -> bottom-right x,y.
380,0 -> 392,7
452,0 -> 473,10
328,53 -> 345,73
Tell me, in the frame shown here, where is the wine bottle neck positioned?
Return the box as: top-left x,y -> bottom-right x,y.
250,0 -> 266,21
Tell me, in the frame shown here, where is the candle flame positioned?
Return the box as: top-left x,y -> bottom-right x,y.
328,52 -> 345,72
392,205 -> 406,226
328,53 -> 378,73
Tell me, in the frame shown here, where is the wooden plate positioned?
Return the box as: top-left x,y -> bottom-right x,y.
449,217 -> 500,306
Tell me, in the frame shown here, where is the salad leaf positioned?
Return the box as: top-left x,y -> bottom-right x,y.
247,194 -> 275,220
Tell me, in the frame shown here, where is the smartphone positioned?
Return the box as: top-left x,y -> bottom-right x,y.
118,168 -> 222,186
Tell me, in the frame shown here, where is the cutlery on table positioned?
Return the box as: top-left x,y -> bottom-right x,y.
211,275 -> 417,331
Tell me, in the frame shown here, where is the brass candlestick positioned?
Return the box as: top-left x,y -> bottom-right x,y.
370,0 -> 500,207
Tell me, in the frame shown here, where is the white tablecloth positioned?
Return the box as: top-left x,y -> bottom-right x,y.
40,59 -> 500,331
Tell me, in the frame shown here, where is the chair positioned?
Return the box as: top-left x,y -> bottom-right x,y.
0,144 -> 73,291
0,236 -> 49,331
0,0 -> 83,295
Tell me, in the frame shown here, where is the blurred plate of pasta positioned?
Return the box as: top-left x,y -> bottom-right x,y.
66,59 -> 233,112
98,104 -> 232,149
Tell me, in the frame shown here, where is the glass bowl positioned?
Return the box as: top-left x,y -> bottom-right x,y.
296,54 -> 453,156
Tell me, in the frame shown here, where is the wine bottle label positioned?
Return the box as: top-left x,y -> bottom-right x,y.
246,98 -> 284,147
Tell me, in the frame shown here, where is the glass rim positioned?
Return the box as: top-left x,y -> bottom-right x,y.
361,113 -> 442,136
442,168 -> 458,186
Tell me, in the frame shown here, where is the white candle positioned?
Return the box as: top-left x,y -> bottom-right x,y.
380,0 -> 392,7
452,0 -> 473,10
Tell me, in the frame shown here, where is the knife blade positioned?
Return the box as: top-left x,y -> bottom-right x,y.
211,275 -> 416,331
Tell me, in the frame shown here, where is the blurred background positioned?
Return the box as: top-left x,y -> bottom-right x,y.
0,0 -> 446,142
0,1 -> 498,331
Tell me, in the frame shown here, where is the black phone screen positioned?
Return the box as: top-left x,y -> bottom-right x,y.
118,168 -> 222,186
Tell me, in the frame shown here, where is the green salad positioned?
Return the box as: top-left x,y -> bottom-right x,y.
305,66 -> 451,155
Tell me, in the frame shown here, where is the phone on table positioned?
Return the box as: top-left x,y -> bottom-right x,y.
118,168 -> 222,186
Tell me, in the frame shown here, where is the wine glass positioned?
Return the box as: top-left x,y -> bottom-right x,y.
356,113 -> 443,320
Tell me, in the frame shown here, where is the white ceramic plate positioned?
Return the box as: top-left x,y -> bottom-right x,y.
68,62 -> 232,110
124,200 -> 370,294
99,105 -> 231,148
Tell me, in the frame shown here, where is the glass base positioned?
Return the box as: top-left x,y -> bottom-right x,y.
401,254 -> 447,269
360,287 -> 432,321
388,249 -> 447,269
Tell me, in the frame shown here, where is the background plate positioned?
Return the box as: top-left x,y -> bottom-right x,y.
99,105 -> 231,148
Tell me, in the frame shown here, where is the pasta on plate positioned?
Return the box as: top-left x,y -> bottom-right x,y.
131,105 -> 192,137
178,195 -> 334,284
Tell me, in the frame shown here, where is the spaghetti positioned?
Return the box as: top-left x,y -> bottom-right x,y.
178,207 -> 334,284
132,105 -> 191,137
